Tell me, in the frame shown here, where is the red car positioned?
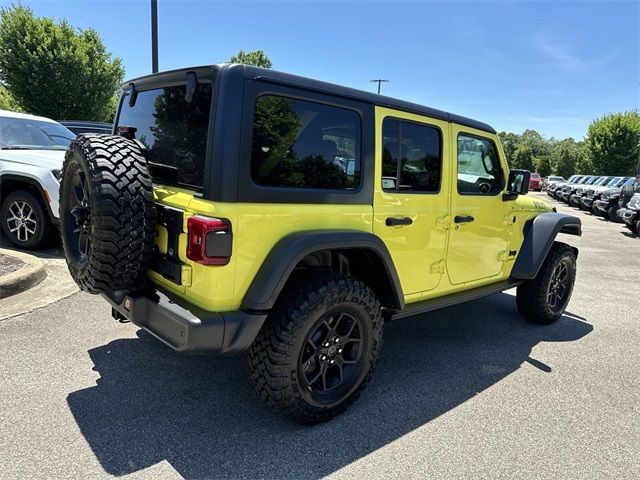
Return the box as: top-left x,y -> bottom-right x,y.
529,173 -> 542,191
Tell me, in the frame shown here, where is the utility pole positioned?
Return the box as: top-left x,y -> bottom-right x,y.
370,79 -> 389,95
151,0 -> 158,73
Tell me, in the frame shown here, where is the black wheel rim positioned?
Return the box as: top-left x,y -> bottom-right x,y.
66,168 -> 92,262
298,309 -> 365,405
548,260 -> 570,313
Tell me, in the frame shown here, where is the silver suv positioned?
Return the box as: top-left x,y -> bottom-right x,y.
0,109 -> 75,248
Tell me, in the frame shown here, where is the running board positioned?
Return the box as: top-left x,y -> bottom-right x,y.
385,280 -> 522,321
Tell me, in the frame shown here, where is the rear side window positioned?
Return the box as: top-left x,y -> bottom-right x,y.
382,118 -> 442,193
116,83 -> 212,189
251,95 -> 361,189
457,133 -> 503,195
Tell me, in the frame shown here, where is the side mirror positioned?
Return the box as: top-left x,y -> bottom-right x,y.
504,169 -> 530,200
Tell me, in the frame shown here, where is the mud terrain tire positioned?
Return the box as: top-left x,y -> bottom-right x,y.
248,272 -> 383,424
59,134 -> 155,293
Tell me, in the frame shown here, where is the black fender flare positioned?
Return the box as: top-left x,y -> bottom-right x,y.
511,212 -> 581,280
241,230 -> 404,311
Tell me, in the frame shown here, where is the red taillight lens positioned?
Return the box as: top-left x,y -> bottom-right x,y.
186,216 -> 232,265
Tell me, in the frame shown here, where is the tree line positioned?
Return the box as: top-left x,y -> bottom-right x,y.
1,4 -> 638,177
499,110 -> 640,178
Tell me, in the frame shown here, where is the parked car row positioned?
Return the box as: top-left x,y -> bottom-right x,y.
546,172 -> 640,234
0,108 -> 112,248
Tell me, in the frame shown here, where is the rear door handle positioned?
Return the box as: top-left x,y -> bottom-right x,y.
386,217 -> 413,226
454,215 -> 475,224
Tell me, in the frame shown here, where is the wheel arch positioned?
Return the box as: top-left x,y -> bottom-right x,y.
0,174 -> 57,224
511,212 -> 581,280
241,230 -> 405,311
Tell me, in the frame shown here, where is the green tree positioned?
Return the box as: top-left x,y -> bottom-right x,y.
585,111 -> 640,176
574,151 -> 593,174
535,155 -> 552,177
229,49 -> 272,68
512,144 -> 535,171
497,131 -> 520,167
0,83 -> 21,111
0,5 -> 123,121
554,139 -> 580,178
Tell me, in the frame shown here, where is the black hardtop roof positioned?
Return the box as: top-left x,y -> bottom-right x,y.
125,63 -> 496,134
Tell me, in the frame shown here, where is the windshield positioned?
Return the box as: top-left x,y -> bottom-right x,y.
549,176 -> 563,181
594,177 -> 610,186
0,117 -> 75,150
607,177 -> 623,187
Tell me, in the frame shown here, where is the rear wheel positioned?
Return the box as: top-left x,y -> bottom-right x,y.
248,272 -> 382,424
1,190 -> 50,249
516,242 -> 577,325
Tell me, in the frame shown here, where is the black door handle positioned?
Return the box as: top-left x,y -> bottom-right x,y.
386,217 -> 413,226
454,215 -> 475,224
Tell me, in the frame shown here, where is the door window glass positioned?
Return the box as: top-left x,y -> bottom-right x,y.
251,95 -> 361,189
382,118 -> 442,193
457,133 -> 503,195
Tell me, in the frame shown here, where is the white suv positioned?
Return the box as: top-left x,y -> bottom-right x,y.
0,109 -> 75,248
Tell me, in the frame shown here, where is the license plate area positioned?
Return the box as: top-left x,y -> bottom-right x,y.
151,205 -> 184,285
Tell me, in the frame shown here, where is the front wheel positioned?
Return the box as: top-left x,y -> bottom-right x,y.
248,272 -> 382,424
516,242 -> 577,325
607,205 -> 621,222
1,190 -> 50,249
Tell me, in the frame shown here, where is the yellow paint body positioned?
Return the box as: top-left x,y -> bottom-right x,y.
149,108 -> 552,312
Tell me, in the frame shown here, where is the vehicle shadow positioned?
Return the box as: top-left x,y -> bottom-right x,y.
67,293 -> 592,479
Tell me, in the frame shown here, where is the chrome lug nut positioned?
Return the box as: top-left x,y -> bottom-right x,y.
320,354 -> 327,361
329,359 -> 335,364
334,337 -> 340,343
337,348 -> 343,354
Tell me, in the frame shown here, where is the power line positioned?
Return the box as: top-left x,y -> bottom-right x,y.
370,79 -> 389,95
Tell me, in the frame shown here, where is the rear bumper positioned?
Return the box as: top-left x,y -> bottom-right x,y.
103,289 -> 267,354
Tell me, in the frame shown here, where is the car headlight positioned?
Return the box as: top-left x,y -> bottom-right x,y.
52,169 -> 62,181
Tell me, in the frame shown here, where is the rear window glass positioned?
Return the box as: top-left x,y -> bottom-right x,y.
251,95 -> 361,190
116,83 -> 212,189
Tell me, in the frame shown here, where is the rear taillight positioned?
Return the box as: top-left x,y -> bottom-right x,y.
186,216 -> 232,265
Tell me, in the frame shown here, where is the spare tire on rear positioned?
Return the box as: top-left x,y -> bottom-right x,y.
60,134 -> 156,294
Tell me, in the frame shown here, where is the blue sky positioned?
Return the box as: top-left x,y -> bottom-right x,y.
4,0 -> 638,139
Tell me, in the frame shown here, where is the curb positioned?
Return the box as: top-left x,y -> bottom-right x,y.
0,248 -> 47,299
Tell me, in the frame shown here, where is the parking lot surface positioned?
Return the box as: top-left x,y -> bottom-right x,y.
0,192 -> 638,479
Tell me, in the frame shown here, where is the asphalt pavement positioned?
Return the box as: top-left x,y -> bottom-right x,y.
0,192 -> 638,479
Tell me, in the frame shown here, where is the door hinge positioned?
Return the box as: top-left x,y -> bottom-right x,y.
435,216 -> 450,230
498,249 -> 518,262
503,214 -> 516,225
431,260 -> 445,274
181,265 -> 192,286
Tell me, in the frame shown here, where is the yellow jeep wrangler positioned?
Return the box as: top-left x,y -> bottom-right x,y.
59,64 -> 581,423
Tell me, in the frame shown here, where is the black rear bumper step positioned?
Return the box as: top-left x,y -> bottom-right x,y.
103,288 -> 267,354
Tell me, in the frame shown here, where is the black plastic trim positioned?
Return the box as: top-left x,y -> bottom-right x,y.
387,280 -> 521,321
241,230 -> 404,311
103,288 -> 267,354
510,213 -> 581,280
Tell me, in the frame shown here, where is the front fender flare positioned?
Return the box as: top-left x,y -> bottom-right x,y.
511,212 -> 581,280
241,230 -> 404,311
